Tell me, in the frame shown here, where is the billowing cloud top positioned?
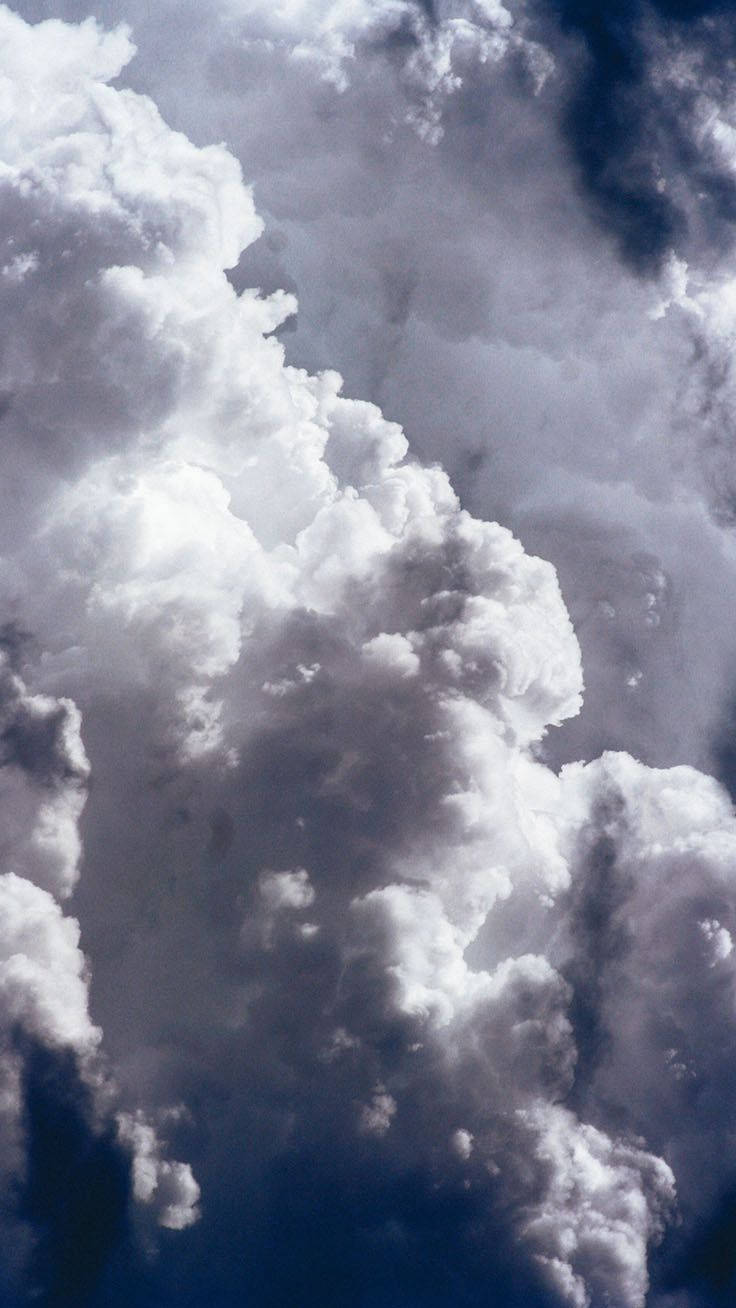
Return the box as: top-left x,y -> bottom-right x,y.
1,4 -> 736,1307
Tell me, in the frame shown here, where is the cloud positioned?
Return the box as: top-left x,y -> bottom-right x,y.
0,649 -> 196,1302
0,656 -> 88,899
3,5 -> 736,1307
70,0 -> 736,790
524,1 -> 736,272
17,1038 -> 133,1308
117,1111 -> 200,1230
211,0 -> 526,142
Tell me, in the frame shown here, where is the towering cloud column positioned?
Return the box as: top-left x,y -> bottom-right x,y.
0,6 -> 736,1307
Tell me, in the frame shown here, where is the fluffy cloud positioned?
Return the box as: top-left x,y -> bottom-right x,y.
2,5 -> 736,1308
118,1110 -> 200,1230
0,655 -> 88,899
215,0 -> 530,141
70,0 -> 736,791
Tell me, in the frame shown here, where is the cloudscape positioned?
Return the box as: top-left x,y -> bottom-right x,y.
3,2 -> 736,1305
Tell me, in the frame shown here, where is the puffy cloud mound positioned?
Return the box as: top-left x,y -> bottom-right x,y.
0,5 -> 735,1307
221,0 -> 540,140
0,651 -> 196,1302
0,654 -> 88,899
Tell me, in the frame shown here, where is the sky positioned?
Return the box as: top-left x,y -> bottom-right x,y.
4,1 -> 736,1305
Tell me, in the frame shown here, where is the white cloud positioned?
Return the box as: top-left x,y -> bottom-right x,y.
699,917 -> 733,964
260,867 -> 316,910
0,873 -> 97,1051
3,7 -> 736,1305
521,1103 -> 675,1308
359,1085 -> 397,1136
450,1126 -> 473,1158
224,0 -> 521,134
118,1111 -> 201,1229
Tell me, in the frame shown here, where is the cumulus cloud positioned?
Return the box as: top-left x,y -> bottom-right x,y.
0,653 -> 194,1301
67,0 -> 736,791
209,0 -> 532,142
118,1110 -> 200,1230
2,5 -> 736,1308
0,656 -> 88,899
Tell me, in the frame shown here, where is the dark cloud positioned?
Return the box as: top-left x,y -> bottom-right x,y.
532,0 -> 736,269
250,1147 -> 556,1308
562,819 -> 633,1109
712,696 -> 736,800
1,703 -> 78,789
17,1037 -> 133,1308
656,1182 -> 736,1304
